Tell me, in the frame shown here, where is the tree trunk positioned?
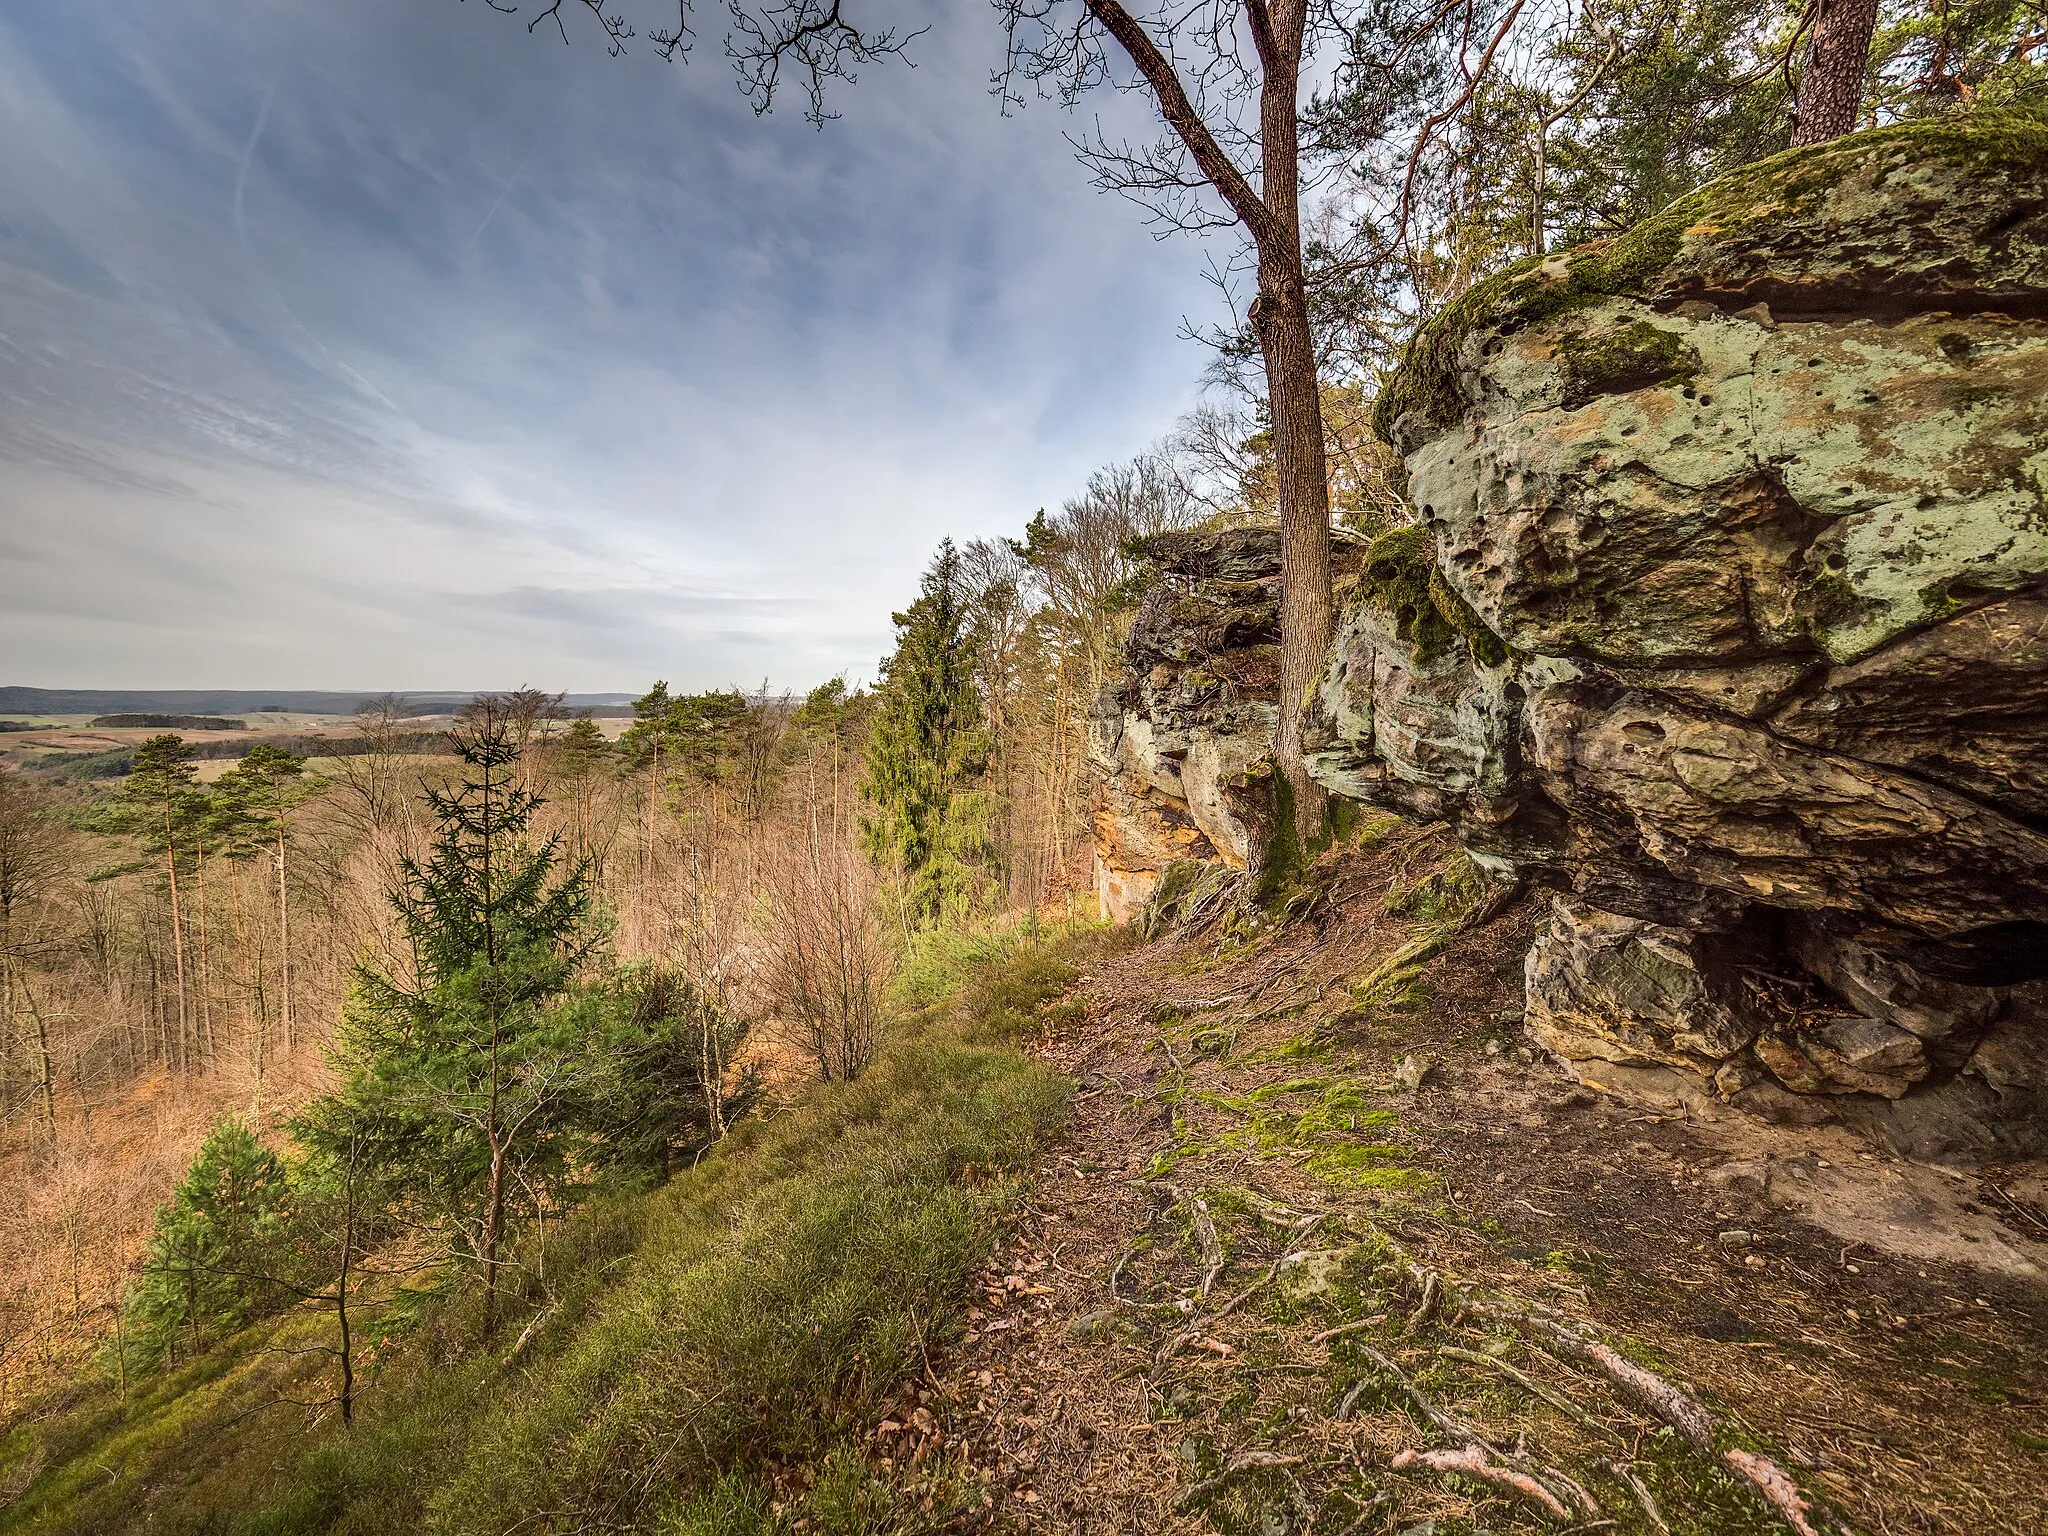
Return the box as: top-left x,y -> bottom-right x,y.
22,979 -> 56,1145
1250,0 -> 1334,849
275,828 -> 294,1055
336,1150 -> 357,1426
195,842 -> 213,1062
164,804 -> 189,1070
1792,0 -> 1880,144
482,1133 -> 506,1337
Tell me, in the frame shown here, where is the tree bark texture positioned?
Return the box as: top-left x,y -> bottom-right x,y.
1792,0 -> 1880,144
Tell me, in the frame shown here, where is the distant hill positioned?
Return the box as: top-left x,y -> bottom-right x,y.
91,714 -> 249,731
0,688 -> 640,717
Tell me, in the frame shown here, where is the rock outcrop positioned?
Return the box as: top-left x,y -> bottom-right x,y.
1089,528 -> 1285,921
1091,113 -> 2048,1160
1312,112 -> 2048,1159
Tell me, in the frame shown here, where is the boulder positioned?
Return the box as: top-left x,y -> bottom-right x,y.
1314,113 -> 2048,1157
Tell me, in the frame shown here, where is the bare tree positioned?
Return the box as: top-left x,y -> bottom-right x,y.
763,828 -> 894,1083
0,775 -> 67,1135
329,694 -> 413,838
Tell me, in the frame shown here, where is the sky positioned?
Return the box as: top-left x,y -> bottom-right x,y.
0,1 -> 1229,694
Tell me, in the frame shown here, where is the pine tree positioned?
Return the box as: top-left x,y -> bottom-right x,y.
214,746 -> 323,1073
114,736 -> 206,1066
861,541 -> 997,927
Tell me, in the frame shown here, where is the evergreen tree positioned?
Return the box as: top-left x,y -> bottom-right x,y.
214,745 -> 323,1060
301,701 -> 594,1335
100,735 -> 206,1065
861,541 -> 997,926
574,964 -> 761,1181
124,1120 -> 291,1370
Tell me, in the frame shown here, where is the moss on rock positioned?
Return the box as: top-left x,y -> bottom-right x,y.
1556,317 -> 1701,406
1376,108 -> 2048,450
1354,524 -> 1510,667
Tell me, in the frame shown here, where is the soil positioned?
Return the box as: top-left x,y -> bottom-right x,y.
907,830 -> 2048,1535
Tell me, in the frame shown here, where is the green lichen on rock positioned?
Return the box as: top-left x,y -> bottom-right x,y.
1375,107 -> 2048,450
1354,524 -> 1510,667
1555,317 -> 1701,407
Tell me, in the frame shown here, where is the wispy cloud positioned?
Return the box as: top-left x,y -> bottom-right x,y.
0,1 -> 1222,691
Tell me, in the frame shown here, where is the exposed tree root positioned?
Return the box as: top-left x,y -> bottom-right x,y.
1467,1300 -> 1719,1453
1594,1457 -> 1673,1535
1448,1288 -> 1848,1533
1191,1197 -> 1225,1297
1391,1445 -> 1571,1519
1725,1448 -> 1827,1536
1173,1450 -> 1304,1510
1440,1345 -> 1622,1441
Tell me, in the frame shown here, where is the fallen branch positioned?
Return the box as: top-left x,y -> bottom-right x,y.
1174,1451 -> 1304,1510
1392,1445 -> 1570,1519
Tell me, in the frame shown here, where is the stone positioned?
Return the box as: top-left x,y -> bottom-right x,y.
1091,525 -> 1368,917
1393,1053 -> 1439,1091
1275,1246 -> 1361,1299
1092,116 -> 2048,1152
1525,897 -> 1756,1071
1756,1016 -> 1929,1100
1298,114 -> 2048,1152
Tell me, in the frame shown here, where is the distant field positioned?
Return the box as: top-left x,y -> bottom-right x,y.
0,710 -> 628,781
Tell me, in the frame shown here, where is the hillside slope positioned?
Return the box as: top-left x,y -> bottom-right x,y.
934,830 -> 2048,1534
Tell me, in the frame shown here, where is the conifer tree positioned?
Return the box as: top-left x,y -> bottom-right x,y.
115,736 -> 205,1066
124,1120 -> 290,1369
303,701 -> 594,1335
215,746 -> 322,1057
861,541 -> 997,927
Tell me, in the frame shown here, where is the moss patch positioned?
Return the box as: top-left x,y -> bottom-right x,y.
1556,317 -> 1701,406
1353,525 -> 1509,667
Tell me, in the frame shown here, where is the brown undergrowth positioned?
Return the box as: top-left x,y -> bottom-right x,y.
924,825 -> 2048,1535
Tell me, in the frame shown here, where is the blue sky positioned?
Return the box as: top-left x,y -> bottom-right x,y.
0,1 -> 1225,692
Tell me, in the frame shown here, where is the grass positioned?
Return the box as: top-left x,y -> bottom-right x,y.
0,924 -> 1115,1536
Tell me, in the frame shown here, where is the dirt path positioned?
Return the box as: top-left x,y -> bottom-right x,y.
926,836 -> 2048,1535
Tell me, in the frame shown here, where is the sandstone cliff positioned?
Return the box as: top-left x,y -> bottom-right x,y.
1095,112 -> 2048,1162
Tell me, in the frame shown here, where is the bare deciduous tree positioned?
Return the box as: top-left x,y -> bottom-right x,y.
763,827 -> 894,1084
